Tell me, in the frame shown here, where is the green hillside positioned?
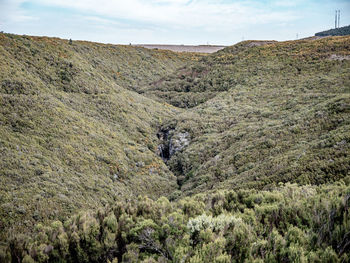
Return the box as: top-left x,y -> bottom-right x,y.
1,34 -> 350,262
315,25 -> 350,37
145,37 -> 350,196
0,33 -> 201,240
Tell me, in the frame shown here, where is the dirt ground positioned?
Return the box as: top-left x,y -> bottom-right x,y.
134,44 -> 226,53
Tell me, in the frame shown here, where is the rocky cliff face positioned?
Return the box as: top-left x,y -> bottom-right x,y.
157,128 -> 190,162
169,131 -> 190,157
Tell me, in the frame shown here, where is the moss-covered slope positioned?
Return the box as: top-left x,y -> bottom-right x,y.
151,37 -> 350,196
1,34 -> 350,262
0,33 -> 201,238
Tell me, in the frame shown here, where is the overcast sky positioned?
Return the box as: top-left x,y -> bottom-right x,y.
1,0 -> 349,45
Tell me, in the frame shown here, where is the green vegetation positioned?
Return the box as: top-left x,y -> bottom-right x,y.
3,182 -> 350,262
0,33 -> 201,241
1,33 -> 350,262
315,25 -> 350,36
145,37 -> 350,197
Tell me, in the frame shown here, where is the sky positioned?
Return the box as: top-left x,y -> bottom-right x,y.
0,0 -> 350,45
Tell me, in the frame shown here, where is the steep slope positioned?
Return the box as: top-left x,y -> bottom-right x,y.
0,33 -> 201,239
139,41 -> 276,107
150,37 -> 350,196
1,34 -> 350,262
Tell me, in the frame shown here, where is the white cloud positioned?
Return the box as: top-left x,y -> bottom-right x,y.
28,0 -> 298,31
273,1 -> 299,7
0,0 -> 37,24
6,0 -> 328,44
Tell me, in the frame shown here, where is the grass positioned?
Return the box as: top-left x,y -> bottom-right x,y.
0,33 -> 202,240
0,33 -> 350,262
146,37 -> 350,196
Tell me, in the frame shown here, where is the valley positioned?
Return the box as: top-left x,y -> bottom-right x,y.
0,33 -> 349,262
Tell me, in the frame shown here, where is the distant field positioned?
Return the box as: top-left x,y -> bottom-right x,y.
134,44 -> 226,53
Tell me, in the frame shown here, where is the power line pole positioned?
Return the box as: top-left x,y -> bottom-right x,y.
335,10 -> 337,28
338,10 -> 340,28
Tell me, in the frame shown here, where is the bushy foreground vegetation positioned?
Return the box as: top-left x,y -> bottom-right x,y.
2,181 -> 349,262
315,25 -> 350,37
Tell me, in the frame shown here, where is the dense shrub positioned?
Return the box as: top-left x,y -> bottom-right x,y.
3,182 -> 350,262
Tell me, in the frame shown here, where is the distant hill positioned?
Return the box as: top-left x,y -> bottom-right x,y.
134,44 -> 226,53
315,25 -> 350,36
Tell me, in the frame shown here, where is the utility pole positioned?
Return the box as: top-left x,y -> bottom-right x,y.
338,10 -> 340,28
335,10 -> 337,28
